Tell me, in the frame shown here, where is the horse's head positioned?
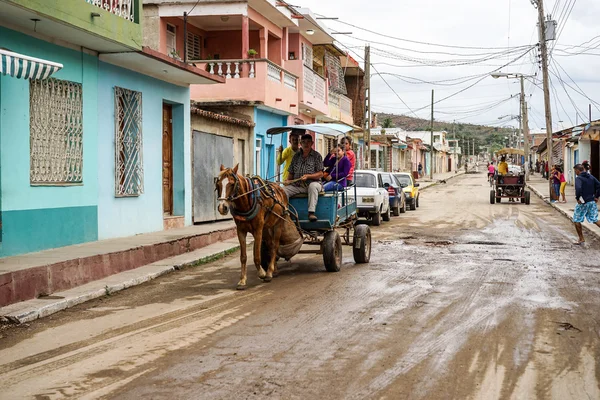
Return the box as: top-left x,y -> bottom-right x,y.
215,164 -> 240,216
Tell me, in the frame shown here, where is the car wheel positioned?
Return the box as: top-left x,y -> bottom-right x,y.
416,195 -> 420,208
392,203 -> 400,216
409,198 -> 416,211
382,205 -> 391,221
399,200 -> 406,213
372,209 -> 381,226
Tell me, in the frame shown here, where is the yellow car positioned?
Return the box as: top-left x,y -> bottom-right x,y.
393,173 -> 420,210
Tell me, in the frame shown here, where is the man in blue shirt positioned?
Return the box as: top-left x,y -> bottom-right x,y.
572,164 -> 600,245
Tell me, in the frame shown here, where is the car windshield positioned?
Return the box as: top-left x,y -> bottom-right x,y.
355,173 -> 377,188
394,174 -> 412,186
381,173 -> 395,186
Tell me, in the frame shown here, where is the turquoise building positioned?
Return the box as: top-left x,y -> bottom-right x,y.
0,0 -> 221,256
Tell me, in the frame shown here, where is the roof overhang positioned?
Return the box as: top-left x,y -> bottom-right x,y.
294,8 -> 335,44
99,47 -> 225,87
0,49 -> 62,80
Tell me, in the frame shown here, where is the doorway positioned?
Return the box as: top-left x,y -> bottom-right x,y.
591,140 -> 599,180
162,104 -> 173,216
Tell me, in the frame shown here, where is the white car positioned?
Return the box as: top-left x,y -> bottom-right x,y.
353,170 -> 391,226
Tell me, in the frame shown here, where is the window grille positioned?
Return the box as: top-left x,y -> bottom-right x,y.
187,32 -> 202,60
115,87 -> 143,196
30,78 -> 83,185
302,43 -> 313,68
325,50 -> 347,95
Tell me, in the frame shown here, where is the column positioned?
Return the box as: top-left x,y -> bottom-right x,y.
281,27 -> 288,69
259,28 -> 268,59
242,16 -> 250,59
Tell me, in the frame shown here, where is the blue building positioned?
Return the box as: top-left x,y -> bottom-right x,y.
0,0 -> 221,257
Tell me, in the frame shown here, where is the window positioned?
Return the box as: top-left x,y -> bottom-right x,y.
186,32 -> 202,60
354,173 -> 376,188
115,87 -> 143,196
30,78 -> 83,185
166,24 -> 177,57
255,138 -> 262,176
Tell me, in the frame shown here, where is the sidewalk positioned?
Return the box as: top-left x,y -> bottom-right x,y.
526,174 -> 600,239
0,221 -> 238,321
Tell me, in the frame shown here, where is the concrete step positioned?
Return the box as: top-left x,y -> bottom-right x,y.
0,222 -> 236,308
0,237 -> 243,323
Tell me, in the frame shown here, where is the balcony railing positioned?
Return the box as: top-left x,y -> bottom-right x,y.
303,65 -> 326,102
86,0 -> 135,22
198,59 -> 297,90
340,94 -> 352,115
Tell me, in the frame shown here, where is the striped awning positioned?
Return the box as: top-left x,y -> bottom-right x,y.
0,49 -> 63,80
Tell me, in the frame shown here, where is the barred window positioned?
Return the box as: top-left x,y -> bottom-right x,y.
30,78 -> 83,185
115,87 -> 143,197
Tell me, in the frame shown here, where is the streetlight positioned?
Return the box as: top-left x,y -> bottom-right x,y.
491,72 -> 534,181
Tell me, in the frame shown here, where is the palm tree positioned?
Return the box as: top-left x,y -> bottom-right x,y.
382,118 -> 394,128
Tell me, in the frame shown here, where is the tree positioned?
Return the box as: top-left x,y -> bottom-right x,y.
382,118 -> 394,128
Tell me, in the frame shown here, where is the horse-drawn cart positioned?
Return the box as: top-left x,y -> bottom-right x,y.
265,123 -> 372,272
490,148 -> 531,205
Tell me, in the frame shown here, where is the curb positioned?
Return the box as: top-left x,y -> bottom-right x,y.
1,244 -> 241,324
526,183 -> 600,240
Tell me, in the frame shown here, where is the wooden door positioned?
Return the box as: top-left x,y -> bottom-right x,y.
162,104 -> 173,216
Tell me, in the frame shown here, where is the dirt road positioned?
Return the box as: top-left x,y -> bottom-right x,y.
1,173 -> 600,400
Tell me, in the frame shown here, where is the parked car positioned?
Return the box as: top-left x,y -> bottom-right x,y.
380,171 -> 406,215
393,172 -> 420,210
354,170 -> 391,226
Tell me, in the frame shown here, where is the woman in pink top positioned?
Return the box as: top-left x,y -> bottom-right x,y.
342,136 -> 356,185
487,161 -> 496,184
558,166 -> 567,203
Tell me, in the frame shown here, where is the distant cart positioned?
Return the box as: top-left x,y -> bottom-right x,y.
491,148 -> 530,205
264,123 -> 372,271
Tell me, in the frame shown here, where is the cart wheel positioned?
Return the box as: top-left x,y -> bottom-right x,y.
525,190 -> 531,205
323,231 -> 342,272
409,199 -> 416,211
353,224 -> 371,264
521,195 -> 525,203
392,204 -> 400,216
372,210 -> 381,226
496,195 -> 501,203
490,190 -> 495,204
399,200 -> 406,213
382,205 -> 391,221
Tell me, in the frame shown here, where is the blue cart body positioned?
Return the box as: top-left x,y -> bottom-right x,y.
288,187 -> 357,231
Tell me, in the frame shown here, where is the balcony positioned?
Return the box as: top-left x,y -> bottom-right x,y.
0,0 -> 142,52
286,60 -> 329,116
191,58 -> 298,115
325,90 -> 353,125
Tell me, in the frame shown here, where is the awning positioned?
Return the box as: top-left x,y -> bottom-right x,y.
0,49 -> 63,80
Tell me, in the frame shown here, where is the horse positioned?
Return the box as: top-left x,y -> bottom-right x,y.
215,164 -> 302,290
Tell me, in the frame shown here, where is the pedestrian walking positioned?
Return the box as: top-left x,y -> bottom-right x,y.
572,164 -> 600,245
418,162 -> 423,178
535,160 -> 540,174
545,161 -> 549,180
558,166 -> 567,203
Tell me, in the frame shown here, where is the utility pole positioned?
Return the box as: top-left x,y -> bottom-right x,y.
534,0 -> 554,198
520,76 -> 531,180
453,120 -> 457,173
430,90 -> 434,180
364,45 -> 371,170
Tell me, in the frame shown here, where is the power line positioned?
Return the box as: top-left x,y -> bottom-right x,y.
322,15 -> 532,50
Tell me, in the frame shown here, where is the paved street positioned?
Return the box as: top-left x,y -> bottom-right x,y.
1,172 -> 600,400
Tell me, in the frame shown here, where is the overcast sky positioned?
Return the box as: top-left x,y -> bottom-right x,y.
296,0 -> 600,131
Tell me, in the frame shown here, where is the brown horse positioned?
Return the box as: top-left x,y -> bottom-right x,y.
215,164 -> 301,290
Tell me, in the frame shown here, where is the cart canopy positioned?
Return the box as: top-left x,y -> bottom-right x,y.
496,148 -> 525,156
266,123 -> 354,137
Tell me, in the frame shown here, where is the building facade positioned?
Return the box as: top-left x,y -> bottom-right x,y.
0,0 -> 221,257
